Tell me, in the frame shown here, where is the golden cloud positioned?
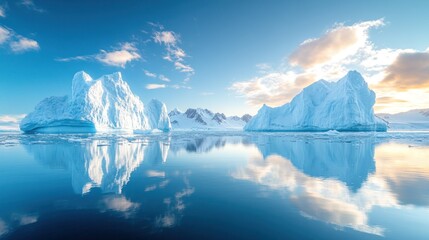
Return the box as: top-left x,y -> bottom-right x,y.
380,51 -> 429,90
289,19 -> 384,69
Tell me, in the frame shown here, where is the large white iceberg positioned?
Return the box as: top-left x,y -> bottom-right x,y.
20,71 -> 171,133
245,71 -> 387,132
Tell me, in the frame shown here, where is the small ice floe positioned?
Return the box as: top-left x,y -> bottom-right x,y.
324,130 -> 340,135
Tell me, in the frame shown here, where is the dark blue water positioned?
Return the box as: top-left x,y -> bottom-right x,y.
0,132 -> 428,239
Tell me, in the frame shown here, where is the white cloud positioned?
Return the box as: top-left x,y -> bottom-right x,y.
0,26 -> 40,53
154,31 -> 178,45
174,61 -> 194,73
172,48 -> 186,60
0,26 -> 10,44
255,63 -> 273,74
289,19 -> 384,69
380,50 -> 429,89
57,42 -> 140,68
9,36 -> 40,52
96,43 -> 140,68
153,28 -> 195,77
96,50 -> 140,67
230,71 -> 314,107
144,70 -> 171,82
19,0 -> 46,13
56,55 -> 91,62
144,69 -> 157,78
158,74 -> 171,82
170,84 -> 191,90
0,6 -> 6,18
146,83 -> 166,90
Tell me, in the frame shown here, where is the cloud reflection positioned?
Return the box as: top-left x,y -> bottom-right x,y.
375,143 -> 429,206
233,134 -> 429,236
233,152 -> 391,236
19,133 -> 429,236
0,219 -> 7,237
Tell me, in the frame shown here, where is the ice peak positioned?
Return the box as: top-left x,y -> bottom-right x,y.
103,72 -> 123,83
147,98 -> 164,107
73,71 -> 93,82
241,114 -> 252,123
168,108 -> 182,117
340,70 -> 366,87
72,71 -> 93,99
260,104 -> 272,110
346,70 -> 362,77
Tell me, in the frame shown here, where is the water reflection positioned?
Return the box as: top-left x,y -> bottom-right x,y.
8,133 -> 429,238
233,136 -> 429,236
233,154 -> 389,235
375,143 -> 429,206
169,135 -> 249,154
25,140 -> 170,194
22,136 -> 194,231
252,136 -> 376,191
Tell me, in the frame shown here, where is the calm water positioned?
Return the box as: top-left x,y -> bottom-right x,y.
0,131 -> 428,239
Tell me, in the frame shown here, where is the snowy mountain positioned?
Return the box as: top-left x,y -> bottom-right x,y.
20,71 -> 171,133
169,108 -> 251,130
245,71 -> 387,132
378,109 -> 429,130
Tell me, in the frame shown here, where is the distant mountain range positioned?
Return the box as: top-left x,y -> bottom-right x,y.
169,108 -> 251,130
377,109 -> 429,130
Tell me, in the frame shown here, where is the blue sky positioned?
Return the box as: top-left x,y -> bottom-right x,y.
1,0 -> 429,117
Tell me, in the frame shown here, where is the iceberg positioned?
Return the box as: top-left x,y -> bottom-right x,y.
20,71 -> 171,133
245,71 -> 387,132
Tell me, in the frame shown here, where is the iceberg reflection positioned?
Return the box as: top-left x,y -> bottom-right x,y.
233,136 -> 429,236
26,139 -> 170,194
253,135 -> 376,190
233,154 -> 390,236
20,133 -> 429,236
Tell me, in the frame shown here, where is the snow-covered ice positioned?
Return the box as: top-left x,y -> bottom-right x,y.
20,71 -> 171,133
169,108 -> 250,131
245,71 -> 387,132
378,109 -> 429,130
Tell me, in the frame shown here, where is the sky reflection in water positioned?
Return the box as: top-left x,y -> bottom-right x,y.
0,132 -> 428,239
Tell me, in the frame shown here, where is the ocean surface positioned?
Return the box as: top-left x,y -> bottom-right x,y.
0,131 -> 428,239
